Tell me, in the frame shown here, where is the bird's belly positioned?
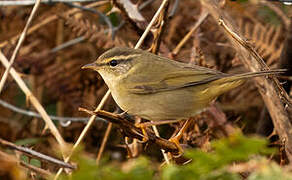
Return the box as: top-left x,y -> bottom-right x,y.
111,88 -> 210,121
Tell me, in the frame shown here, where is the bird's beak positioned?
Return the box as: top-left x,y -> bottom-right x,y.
82,63 -> 97,70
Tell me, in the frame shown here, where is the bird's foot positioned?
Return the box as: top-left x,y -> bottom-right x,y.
135,123 -> 149,143
168,136 -> 184,158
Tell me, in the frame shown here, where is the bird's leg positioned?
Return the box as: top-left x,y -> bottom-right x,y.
169,118 -> 192,157
135,123 -> 149,143
124,137 -> 134,158
135,119 -> 182,143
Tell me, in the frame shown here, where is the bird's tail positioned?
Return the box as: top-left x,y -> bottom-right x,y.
203,69 -> 285,100
217,69 -> 286,84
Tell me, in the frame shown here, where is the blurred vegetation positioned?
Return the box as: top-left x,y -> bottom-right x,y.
57,133 -> 292,180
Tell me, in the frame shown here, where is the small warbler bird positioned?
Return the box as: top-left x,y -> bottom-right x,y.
82,47 -> 283,153
83,47 -> 283,121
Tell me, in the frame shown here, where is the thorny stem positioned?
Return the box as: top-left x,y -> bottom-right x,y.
79,108 -> 179,154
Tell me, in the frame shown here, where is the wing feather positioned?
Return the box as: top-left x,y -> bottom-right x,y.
128,67 -> 227,94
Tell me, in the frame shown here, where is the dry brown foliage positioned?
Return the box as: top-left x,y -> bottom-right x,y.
0,0 -> 290,178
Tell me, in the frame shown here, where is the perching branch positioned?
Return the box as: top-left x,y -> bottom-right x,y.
79,108 -> 179,154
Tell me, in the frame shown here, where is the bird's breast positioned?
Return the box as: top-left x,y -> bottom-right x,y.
110,85 -> 210,121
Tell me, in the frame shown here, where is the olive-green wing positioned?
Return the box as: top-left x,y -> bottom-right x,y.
128,68 -> 226,94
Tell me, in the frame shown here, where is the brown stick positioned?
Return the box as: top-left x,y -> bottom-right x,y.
0,150 -> 52,178
20,161 -> 52,177
172,9 -> 209,55
96,122 -> 112,163
0,138 -> 75,170
150,0 -> 169,54
79,108 -> 179,154
201,0 -> 292,161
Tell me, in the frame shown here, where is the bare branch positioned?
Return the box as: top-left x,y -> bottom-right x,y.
0,0 -> 96,6
0,98 -> 106,123
0,138 -> 76,169
79,108 -> 179,154
0,0 -> 41,93
172,9 -> 208,55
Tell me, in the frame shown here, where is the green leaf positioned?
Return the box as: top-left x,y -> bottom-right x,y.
15,137 -> 43,146
21,155 -> 29,164
30,158 -> 41,167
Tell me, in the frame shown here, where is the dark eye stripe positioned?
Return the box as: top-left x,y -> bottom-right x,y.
97,58 -> 134,67
107,58 -> 133,66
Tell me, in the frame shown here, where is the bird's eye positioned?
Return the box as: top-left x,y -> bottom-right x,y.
109,60 -> 118,67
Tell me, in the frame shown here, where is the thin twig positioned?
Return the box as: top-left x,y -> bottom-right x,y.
218,19 -> 292,106
148,0 -> 170,162
51,36 -> 86,53
0,150 -> 52,178
172,9 -> 208,55
54,0 -> 171,178
0,51 -> 67,156
152,125 -> 170,164
0,0 -> 96,6
0,0 -> 41,94
150,0 -> 169,54
20,161 -> 53,177
138,0 -> 155,10
0,1 -> 109,48
54,90 -> 111,179
0,98 -> 106,123
168,0 -> 180,18
0,138 -> 75,169
135,0 -> 169,49
96,122 -> 112,163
